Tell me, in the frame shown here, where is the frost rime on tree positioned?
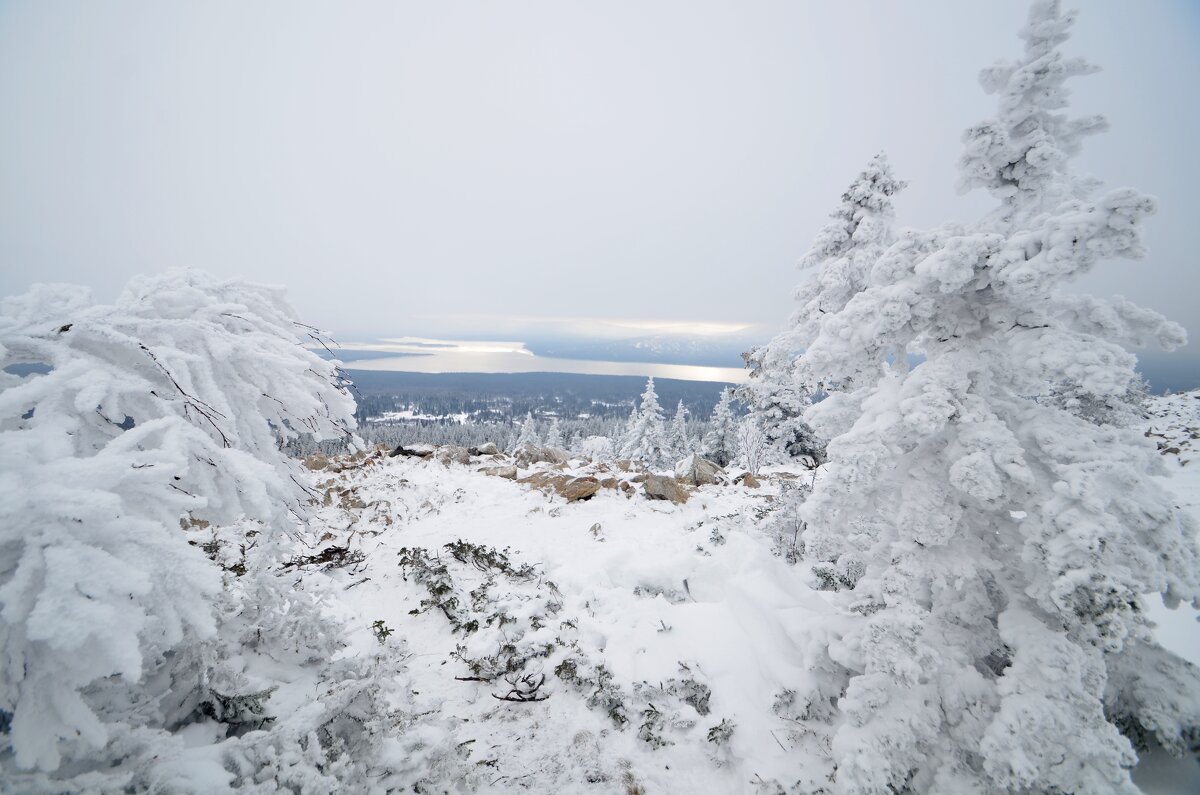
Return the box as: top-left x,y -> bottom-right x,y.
544,417 -> 564,449
702,387 -> 738,467
619,378 -> 670,469
0,270 -> 357,776
667,400 -> 691,462
788,4 -> 1200,792
513,411 -> 541,451
746,153 -> 906,466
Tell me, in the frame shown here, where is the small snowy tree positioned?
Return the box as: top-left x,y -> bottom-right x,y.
544,417 -> 564,449
0,270 -> 356,775
789,4 -> 1200,792
702,387 -> 739,467
738,355 -> 825,464
512,411 -> 540,450
667,400 -> 691,462
747,153 -> 906,467
619,377 -> 669,469
735,416 -> 768,478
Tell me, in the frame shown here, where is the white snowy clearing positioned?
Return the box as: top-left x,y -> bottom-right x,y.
146,392 -> 1199,794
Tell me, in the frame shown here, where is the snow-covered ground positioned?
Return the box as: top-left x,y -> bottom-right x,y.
209,391 -> 1200,792
291,452 -> 831,791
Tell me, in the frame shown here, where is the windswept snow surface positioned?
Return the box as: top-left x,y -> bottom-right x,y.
300,455 -> 831,791
129,391 -> 1200,793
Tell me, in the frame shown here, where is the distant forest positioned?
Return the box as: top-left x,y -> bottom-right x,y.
347,370 -> 732,424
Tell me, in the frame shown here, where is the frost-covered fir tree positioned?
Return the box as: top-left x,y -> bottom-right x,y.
0,270 -> 357,776
738,354 -> 826,464
790,4 -> 1200,793
748,154 -> 906,465
667,400 -> 691,462
512,411 -> 540,450
544,417 -> 564,449
702,387 -> 739,467
619,377 -> 670,469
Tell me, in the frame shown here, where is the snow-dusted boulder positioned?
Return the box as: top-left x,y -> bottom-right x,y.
643,474 -> 689,504
514,444 -> 571,468
517,472 -> 601,502
434,445 -> 471,466
673,454 -> 725,486
480,464 -> 518,480
733,471 -> 760,489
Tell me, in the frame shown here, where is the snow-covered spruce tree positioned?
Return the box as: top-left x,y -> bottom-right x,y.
619,377 -> 670,469
513,411 -> 540,450
791,4 -> 1199,793
748,154 -> 906,467
0,270 -> 356,777
702,387 -> 739,467
667,400 -> 691,462
738,353 -> 825,465
544,417 -> 564,449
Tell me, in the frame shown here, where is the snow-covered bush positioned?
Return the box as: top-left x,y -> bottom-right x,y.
0,270 -> 356,775
786,3 -> 1200,792
735,417 -> 768,478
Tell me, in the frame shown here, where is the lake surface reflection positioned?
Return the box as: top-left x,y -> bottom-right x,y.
336,337 -> 748,384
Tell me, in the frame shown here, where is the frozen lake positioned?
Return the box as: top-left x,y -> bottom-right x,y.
332,337 -> 750,384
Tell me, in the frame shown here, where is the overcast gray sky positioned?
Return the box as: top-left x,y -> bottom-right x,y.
1,1 -> 1197,346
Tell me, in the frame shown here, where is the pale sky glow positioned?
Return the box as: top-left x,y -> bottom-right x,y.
1,1 -> 1197,347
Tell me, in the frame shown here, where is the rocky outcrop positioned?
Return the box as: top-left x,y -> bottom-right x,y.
518,472 -> 602,503
469,442 -> 501,456
558,476 -> 602,502
734,472 -> 760,489
390,444 -> 433,459
434,446 -> 471,466
673,454 -> 725,486
514,445 -> 571,468
643,474 -> 689,504
304,453 -> 330,470
480,464 -> 518,480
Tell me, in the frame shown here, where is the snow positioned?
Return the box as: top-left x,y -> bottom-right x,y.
219,388 -> 1191,792
241,451 -> 836,791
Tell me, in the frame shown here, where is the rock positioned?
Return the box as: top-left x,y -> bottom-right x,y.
390,444 -> 432,459
470,442 -> 500,456
643,474 -> 689,504
598,478 -> 620,490
303,453 -> 329,471
518,472 -> 602,502
618,481 -> 635,496
480,464 -> 518,480
435,445 -> 471,466
514,445 -> 571,468
673,454 -> 725,486
615,459 -> 643,473
630,473 -> 650,483
734,472 -> 760,489
559,476 -> 601,503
